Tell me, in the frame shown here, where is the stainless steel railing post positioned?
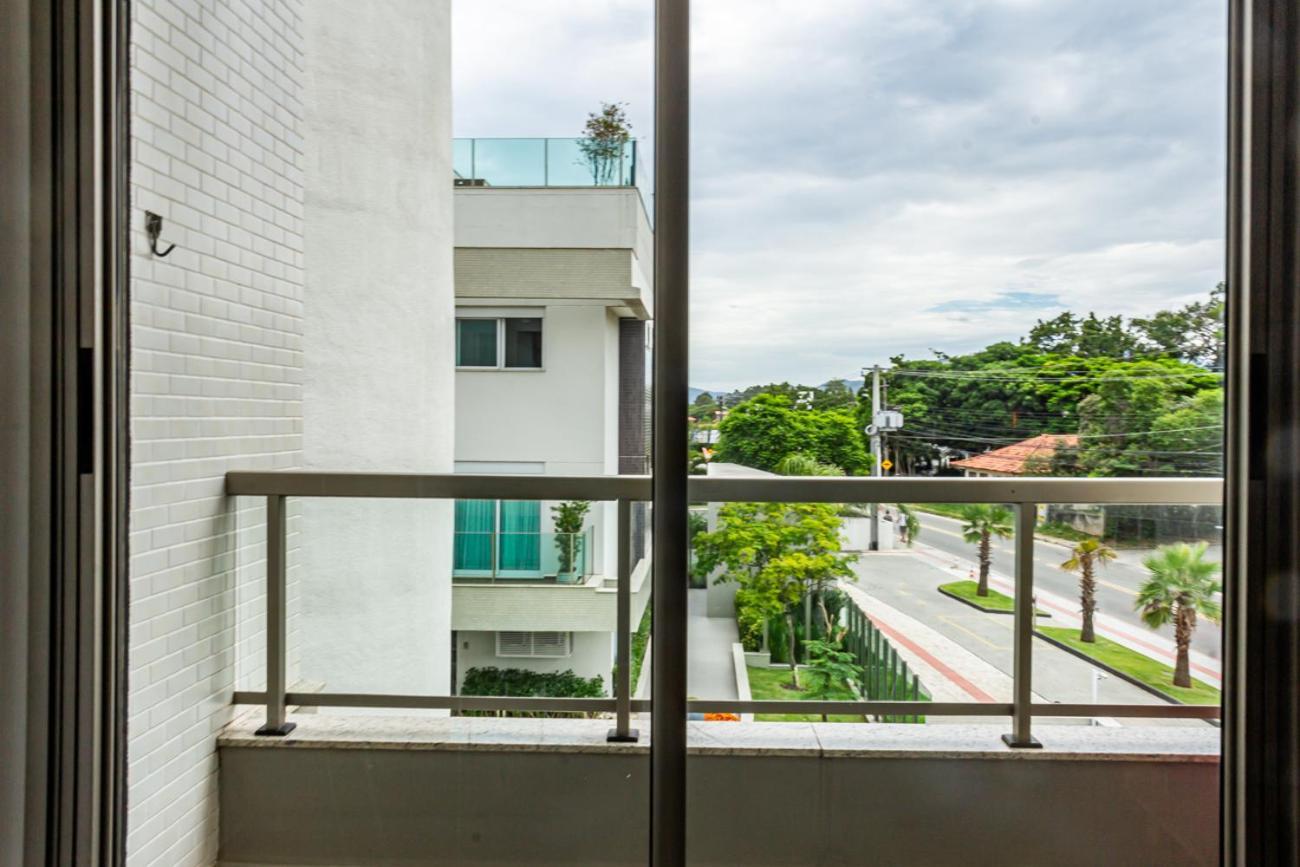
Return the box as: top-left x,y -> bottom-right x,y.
1003,501 -> 1042,748
608,498 -> 639,742
255,494 -> 295,736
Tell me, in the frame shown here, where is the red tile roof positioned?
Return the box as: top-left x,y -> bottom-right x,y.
951,434 -> 1079,476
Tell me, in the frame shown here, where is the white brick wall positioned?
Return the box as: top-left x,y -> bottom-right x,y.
128,2 -> 305,865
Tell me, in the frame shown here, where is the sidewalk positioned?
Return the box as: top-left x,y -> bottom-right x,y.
687,588 -> 739,700
839,583 -> 1051,708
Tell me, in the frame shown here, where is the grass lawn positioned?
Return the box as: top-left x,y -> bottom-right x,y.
939,580 -> 1048,616
1036,625 -> 1221,705
745,665 -> 865,723
915,503 -> 968,521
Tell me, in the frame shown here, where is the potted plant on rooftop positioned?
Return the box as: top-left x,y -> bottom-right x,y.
577,102 -> 632,185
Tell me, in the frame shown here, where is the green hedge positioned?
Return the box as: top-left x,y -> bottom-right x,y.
460,667 -> 604,717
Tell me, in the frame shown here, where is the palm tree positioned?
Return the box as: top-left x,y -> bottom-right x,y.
1060,538 -> 1117,643
1135,542 -> 1222,689
959,505 -> 1014,597
775,452 -> 842,477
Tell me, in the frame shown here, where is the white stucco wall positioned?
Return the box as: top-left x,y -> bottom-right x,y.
298,0 -> 455,696
455,302 -> 621,579
456,630 -> 615,690
455,302 -> 613,473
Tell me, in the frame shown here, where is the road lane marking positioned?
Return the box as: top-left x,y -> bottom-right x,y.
937,614 -> 1008,652
920,518 -> 1141,597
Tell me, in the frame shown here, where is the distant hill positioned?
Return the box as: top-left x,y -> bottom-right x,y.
688,386 -> 716,402
688,379 -> 865,403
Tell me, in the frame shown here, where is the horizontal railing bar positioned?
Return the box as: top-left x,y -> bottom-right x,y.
689,701 -> 1013,716
233,691 -> 653,714
226,472 -> 653,501
688,476 -> 1222,505
1032,703 -> 1221,719
228,471 -> 1222,506
234,691 -> 1221,721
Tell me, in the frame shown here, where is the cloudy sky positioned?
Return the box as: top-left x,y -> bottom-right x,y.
453,1 -> 1226,392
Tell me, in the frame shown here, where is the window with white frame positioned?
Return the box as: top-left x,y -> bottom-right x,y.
456,316 -> 543,368
496,631 -> 573,658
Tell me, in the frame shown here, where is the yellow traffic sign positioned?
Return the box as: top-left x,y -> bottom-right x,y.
881,459 -> 893,471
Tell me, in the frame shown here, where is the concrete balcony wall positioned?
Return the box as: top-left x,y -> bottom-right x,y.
217,719 -> 1219,867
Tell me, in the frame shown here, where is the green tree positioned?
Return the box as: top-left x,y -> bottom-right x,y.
802,637 -> 863,721
1135,542 -> 1222,689
1131,283 -> 1225,368
874,288 -> 1224,473
716,393 -> 870,475
775,452 -> 843,477
959,505 -> 1014,597
813,379 -> 858,410
1027,312 -> 1141,358
1059,538 -> 1117,643
1069,360 -> 1220,476
1145,388 -> 1224,477
695,501 -> 853,687
577,102 -> 632,185
551,500 -> 591,576
690,390 -> 720,420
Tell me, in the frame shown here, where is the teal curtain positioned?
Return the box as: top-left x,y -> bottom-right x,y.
454,500 -> 495,572
498,500 -> 541,574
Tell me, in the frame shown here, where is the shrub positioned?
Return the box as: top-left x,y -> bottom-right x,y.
735,594 -> 766,652
460,667 -> 604,717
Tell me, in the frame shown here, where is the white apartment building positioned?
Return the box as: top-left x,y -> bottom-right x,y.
450,174 -> 654,690
126,2 -> 455,863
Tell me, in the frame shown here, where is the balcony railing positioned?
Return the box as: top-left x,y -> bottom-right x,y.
453,137 -> 643,190
226,472 -> 1223,745
453,528 -> 595,584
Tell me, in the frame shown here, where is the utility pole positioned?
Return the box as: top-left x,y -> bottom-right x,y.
869,365 -> 882,551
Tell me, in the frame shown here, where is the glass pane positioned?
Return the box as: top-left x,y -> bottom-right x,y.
498,500 -> 542,573
454,499 -> 496,574
470,138 -> 547,186
504,317 -> 543,368
456,318 -> 498,366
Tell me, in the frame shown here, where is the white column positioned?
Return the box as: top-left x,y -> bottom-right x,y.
299,0 -> 455,697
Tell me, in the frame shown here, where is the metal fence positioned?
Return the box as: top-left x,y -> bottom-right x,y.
226,472 -> 1223,746
844,603 -> 928,724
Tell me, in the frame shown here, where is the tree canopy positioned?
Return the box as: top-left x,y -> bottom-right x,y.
716,393 -> 870,474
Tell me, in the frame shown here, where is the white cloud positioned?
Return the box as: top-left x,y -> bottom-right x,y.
453,0 -> 1227,391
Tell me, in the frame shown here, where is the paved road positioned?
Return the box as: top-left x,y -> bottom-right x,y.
911,511 -> 1223,659
850,552 -> 1205,726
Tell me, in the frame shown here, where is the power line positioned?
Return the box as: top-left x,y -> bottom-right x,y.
889,369 -> 1222,383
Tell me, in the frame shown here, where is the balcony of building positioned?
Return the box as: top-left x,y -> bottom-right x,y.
217,470 -> 1222,866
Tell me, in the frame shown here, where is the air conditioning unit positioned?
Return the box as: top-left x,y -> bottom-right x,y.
496,631 -> 573,658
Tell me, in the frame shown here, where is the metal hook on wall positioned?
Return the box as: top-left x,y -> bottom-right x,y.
145,211 -> 176,257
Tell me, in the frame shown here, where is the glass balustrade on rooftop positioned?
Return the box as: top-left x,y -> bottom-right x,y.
453,137 -> 644,190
